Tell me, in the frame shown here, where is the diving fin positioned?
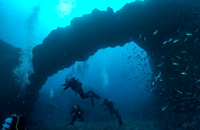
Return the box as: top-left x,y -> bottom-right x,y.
91,96 -> 94,107
91,92 -> 100,99
118,117 -> 123,126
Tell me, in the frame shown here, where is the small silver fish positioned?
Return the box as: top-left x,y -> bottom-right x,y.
196,86 -> 200,89
181,51 -> 186,53
181,72 -> 187,75
184,37 -> 189,42
150,87 -> 155,92
139,34 -> 142,39
173,63 -> 179,65
158,72 -> 161,78
162,105 -> 168,111
177,27 -> 180,33
144,37 -> 146,41
153,30 -> 159,35
194,65 -> 199,69
196,79 -> 200,83
196,98 -> 200,102
177,90 -> 183,94
161,55 -> 165,59
186,33 -> 192,36
169,38 -> 173,42
173,39 -> 180,43
178,103 -> 185,106
157,62 -> 164,67
163,41 -> 168,44
175,55 -> 181,59
194,38 -> 199,43
196,106 -> 200,110
195,29 -> 199,32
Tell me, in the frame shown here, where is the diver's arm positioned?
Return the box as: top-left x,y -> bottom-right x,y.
61,83 -> 68,86
110,101 -> 114,106
63,85 -> 70,91
70,109 -> 75,115
101,99 -> 107,106
61,83 -> 65,86
61,83 -> 70,91
79,109 -> 84,115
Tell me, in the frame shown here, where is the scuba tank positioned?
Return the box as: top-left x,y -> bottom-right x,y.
2,114 -> 27,130
2,117 -> 12,130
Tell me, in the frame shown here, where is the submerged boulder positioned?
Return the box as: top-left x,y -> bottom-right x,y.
0,40 -> 22,123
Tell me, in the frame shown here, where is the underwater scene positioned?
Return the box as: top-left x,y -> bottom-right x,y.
0,0 -> 200,129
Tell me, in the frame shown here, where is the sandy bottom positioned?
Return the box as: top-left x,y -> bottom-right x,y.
30,121 -> 157,130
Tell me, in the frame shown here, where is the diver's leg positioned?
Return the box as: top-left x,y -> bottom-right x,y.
118,116 -> 123,126
81,93 -> 95,106
78,89 -> 99,106
109,109 -> 114,115
85,90 -> 100,99
114,109 -> 123,126
78,115 -> 84,122
78,89 -> 91,99
78,90 -> 94,106
79,94 -> 91,99
77,110 -> 84,122
69,115 -> 76,125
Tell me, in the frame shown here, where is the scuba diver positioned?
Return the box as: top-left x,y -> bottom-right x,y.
62,77 -> 100,106
2,114 -> 28,130
101,98 -> 123,126
69,105 -> 84,125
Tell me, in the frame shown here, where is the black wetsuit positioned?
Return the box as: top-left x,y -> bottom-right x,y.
101,98 -> 123,126
2,115 -> 28,130
69,105 -> 84,125
62,77 -> 100,106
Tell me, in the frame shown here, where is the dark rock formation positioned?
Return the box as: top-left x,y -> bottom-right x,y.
1,0 -> 200,129
0,40 -> 22,123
